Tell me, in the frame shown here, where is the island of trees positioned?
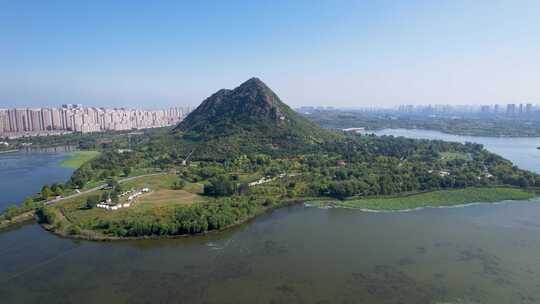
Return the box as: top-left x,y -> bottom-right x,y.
1,78 -> 538,239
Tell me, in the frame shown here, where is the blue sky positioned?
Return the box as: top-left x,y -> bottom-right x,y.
1,0 -> 539,108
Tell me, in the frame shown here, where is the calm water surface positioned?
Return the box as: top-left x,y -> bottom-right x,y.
1,131 -> 540,304
0,147 -> 75,212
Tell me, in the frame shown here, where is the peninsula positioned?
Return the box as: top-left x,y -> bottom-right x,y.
1,78 -> 538,239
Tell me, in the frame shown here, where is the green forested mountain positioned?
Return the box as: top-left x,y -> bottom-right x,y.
173,78 -> 335,159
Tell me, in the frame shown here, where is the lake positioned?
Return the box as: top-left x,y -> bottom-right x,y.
0,146 -> 75,212
1,130 -> 540,303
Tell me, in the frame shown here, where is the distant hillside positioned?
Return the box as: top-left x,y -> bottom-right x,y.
174,78 -> 336,158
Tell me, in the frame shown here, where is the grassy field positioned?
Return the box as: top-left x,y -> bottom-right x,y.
52,173 -> 207,232
313,187 -> 536,211
137,189 -> 204,207
38,168 -> 296,240
60,151 -> 101,168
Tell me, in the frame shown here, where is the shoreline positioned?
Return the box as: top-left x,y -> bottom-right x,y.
306,197 -> 538,213
59,150 -> 101,168
5,187 -> 537,239
0,211 -> 36,229
304,187 -> 538,212
36,188 -> 538,241
39,199 -> 303,242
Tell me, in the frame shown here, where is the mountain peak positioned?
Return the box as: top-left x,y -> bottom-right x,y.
238,77 -> 266,88
232,77 -> 275,103
174,78 -> 334,152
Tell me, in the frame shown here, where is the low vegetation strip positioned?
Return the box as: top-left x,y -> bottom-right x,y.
60,151 -> 101,168
0,210 -> 35,229
321,188 -> 536,211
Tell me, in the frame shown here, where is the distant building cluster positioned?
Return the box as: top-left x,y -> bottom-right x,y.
398,103 -> 538,116
0,104 -> 192,138
296,103 -> 540,120
500,103 -> 535,116
296,106 -> 336,115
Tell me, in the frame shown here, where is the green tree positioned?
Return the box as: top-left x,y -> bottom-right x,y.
238,183 -> 249,195
2,206 -> 18,220
123,167 -> 132,177
36,207 -> 56,225
41,185 -> 53,201
51,183 -> 64,196
204,175 -> 237,197
172,179 -> 186,190
66,224 -> 81,235
86,195 -> 100,209
263,197 -> 276,206
101,191 -> 110,202
111,191 -> 120,204
108,179 -> 123,193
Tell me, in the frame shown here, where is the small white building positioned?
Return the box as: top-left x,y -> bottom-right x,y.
439,170 -> 450,177
96,188 -> 149,211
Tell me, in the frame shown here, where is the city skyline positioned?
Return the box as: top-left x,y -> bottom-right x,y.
298,102 -> 540,115
1,1 -> 539,108
0,104 -> 191,137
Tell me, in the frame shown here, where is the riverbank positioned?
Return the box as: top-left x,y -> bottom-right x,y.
308,187 -> 536,211
37,187 -> 538,241
0,172 -> 166,231
0,210 -> 35,229
39,198 -> 303,241
60,150 -> 101,168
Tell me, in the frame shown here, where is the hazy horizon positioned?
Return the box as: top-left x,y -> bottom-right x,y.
1,1 -> 539,108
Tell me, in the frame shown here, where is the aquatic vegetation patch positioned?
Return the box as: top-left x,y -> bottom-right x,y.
60,151 -> 101,168
312,188 -> 536,211
346,264 -> 444,302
